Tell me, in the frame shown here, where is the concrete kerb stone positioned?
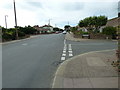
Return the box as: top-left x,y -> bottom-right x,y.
52,49 -> 116,88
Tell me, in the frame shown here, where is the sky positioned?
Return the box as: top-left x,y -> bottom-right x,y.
0,0 -> 119,29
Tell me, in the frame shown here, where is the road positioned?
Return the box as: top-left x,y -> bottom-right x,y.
2,33 -> 117,88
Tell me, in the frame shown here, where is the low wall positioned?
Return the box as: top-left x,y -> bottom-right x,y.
90,34 -> 112,39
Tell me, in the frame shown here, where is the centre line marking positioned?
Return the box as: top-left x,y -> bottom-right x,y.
61,57 -> 65,60
62,54 -> 66,56
68,51 -> 72,53
69,54 -> 73,56
63,51 -> 66,53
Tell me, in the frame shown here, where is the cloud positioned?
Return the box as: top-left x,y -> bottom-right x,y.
0,0 -> 119,29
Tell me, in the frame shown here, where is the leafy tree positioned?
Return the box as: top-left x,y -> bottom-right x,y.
64,25 -> 71,31
18,26 -> 37,35
79,16 -> 107,33
53,27 -> 59,31
71,27 -> 78,32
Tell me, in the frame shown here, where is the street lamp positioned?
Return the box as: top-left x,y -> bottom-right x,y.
5,15 -> 8,29
13,0 -> 18,39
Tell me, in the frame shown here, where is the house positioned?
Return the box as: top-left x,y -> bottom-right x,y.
34,25 -> 54,34
106,17 -> 120,27
99,17 -> 120,33
41,25 -> 53,33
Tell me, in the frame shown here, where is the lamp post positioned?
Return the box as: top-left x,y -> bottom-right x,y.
5,15 -> 8,29
13,0 -> 18,39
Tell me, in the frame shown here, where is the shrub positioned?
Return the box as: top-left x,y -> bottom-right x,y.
102,26 -> 117,39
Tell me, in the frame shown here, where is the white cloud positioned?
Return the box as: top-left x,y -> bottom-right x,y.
0,0 -> 119,29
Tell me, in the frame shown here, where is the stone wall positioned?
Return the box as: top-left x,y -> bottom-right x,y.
90,33 -> 112,39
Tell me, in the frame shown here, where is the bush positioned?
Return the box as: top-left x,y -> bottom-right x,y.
102,26 -> 116,35
102,26 -> 117,39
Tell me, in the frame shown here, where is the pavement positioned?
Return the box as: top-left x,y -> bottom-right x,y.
52,32 -> 118,88
52,49 -> 118,88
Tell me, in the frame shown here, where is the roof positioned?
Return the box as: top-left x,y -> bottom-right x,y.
41,24 -> 53,27
106,17 -> 120,27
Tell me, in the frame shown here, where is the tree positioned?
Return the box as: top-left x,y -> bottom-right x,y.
79,16 -> 107,33
64,25 -> 71,31
53,27 -> 59,31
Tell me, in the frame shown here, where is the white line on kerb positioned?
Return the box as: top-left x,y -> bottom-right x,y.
61,57 -> 65,60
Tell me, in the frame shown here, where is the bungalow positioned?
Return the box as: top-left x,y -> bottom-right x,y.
34,25 -> 54,34
100,17 -> 120,33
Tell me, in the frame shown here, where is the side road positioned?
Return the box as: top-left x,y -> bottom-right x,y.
65,32 -> 89,41
65,32 -> 118,42
52,49 -> 118,88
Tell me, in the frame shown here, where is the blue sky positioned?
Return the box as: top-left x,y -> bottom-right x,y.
0,0 -> 119,29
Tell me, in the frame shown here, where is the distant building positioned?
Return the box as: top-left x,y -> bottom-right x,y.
34,25 -> 53,34
99,17 -> 120,33
106,17 -> 120,27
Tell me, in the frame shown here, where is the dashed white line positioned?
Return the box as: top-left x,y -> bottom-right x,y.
68,51 -> 72,53
64,39 -> 66,45
68,44 -> 73,57
63,51 -> 66,53
61,57 -> 65,60
69,53 -> 73,56
62,54 -> 66,56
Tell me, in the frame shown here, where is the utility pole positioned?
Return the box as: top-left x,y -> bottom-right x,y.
13,0 -> 18,39
68,21 -> 69,25
55,24 -> 57,27
48,19 -> 52,25
5,15 -> 8,29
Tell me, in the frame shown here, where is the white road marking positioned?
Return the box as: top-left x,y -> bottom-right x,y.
68,44 -> 73,57
69,54 -> 73,56
64,48 -> 66,51
62,54 -> 66,56
68,51 -> 72,53
61,57 -> 65,60
64,40 -> 66,45
63,50 -> 66,53
69,44 -> 71,47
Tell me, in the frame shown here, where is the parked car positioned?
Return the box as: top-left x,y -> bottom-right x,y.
55,31 -> 59,34
62,31 -> 67,34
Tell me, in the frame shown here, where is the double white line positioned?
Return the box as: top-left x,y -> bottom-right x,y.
61,40 -> 73,61
68,44 -> 73,56
61,40 -> 67,61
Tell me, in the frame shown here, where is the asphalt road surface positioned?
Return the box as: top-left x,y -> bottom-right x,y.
2,33 -> 117,88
